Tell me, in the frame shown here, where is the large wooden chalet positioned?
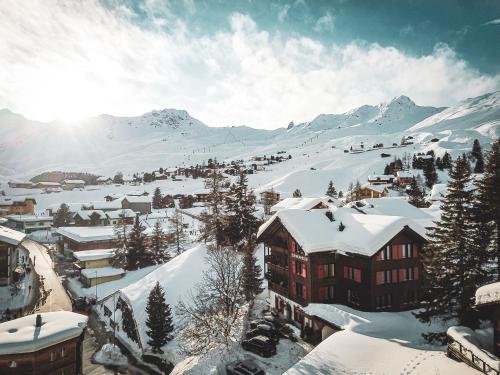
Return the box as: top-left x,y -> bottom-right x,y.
257,206 -> 428,339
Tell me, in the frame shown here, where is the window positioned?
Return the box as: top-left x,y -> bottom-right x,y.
344,266 -> 361,283
405,290 -> 418,304
376,245 -> 392,261
290,240 -> 297,253
319,285 -> 334,301
403,244 -> 412,258
61,346 -> 66,357
376,294 -> 392,309
293,282 -> 307,299
293,261 -> 307,278
318,263 -> 334,278
50,352 -> 56,362
347,289 -> 360,306
8,361 -> 17,368
399,267 -> 419,281
375,270 -> 393,285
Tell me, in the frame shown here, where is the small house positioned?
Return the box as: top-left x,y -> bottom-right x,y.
5,215 -> 53,233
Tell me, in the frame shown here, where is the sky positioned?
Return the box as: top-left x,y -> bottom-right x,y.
0,0 -> 499,129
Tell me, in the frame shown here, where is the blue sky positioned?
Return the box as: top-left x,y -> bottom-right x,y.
0,0 -> 499,128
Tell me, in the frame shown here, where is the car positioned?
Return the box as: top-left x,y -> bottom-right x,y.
241,336 -> 276,358
245,326 -> 279,343
249,319 -> 275,330
226,359 -> 266,375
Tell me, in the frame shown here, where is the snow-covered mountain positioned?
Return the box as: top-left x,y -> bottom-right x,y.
0,91 -> 498,181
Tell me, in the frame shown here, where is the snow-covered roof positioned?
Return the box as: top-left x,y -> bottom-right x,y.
56,226 -> 117,243
105,209 -> 135,219
37,181 -> 61,186
270,197 -> 329,213
122,196 -> 151,204
97,176 -> 111,181
361,183 -> 390,194
0,196 -> 35,205
367,174 -> 395,180
119,245 -> 209,349
127,190 -> 148,196
257,207 -> 427,256
92,200 -> 123,210
476,282 -> 500,306
0,225 -> 26,245
74,210 -> 106,220
73,248 -> 116,262
347,198 -> 435,228
63,179 -> 85,184
0,312 -> 87,355
81,267 -> 125,278
5,215 -> 53,223
47,202 -> 89,212
396,170 -> 417,178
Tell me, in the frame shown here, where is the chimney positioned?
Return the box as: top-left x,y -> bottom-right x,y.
35,314 -> 42,327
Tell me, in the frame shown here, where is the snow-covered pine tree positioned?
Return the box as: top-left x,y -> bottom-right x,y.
326,180 -> 337,197
53,203 -> 71,227
293,189 -> 302,198
200,167 -> 227,248
475,139 -> 500,278
416,154 -> 487,343
145,282 -> 173,353
223,171 -> 260,248
241,241 -> 264,301
125,215 -> 152,270
262,188 -> 279,215
152,187 -> 163,209
354,180 -> 362,201
112,211 -> 128,268
442,152 -> 452,170
408,177 -> 427,208
169,210 -> 188,255
150,220 -> 170,263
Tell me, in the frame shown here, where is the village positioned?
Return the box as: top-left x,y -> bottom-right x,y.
0,134 -> 498,375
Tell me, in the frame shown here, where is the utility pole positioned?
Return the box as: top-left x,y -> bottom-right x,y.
95,270 -> 98,300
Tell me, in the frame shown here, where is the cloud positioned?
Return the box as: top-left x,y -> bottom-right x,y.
276,4 -> 291,22
0,1 -> 498,129
483,18 -> 500,25
313,11 -> 335,32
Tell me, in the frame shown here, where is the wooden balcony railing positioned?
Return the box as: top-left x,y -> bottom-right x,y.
269,281 -> 289,297
447,335 -> 500,375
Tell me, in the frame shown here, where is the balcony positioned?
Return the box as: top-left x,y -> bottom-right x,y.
269,281 -> 289,297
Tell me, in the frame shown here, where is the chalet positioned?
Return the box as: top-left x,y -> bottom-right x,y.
446,282 -> 500,374
73,210 -> 107,226
358,183 -> 390,199
270,197 -> 330,214
80,267 -> 125,287
5,215 -> 53,233
127,190 -> 149,197
194,193 -> 210,203
96,176 -> 112,184
105,209 -> 135,225
92,200 -> 123,211
7,181 -> 34,189
46,203 -> 88,217
62,180 -> 85,190
367,174 -> 395,185
121,196 -> 152,215
104,194 -> 122,202
0,312 -> 87,375
0,226 -> 26,287
395,170 -> 417,186
257,207 -> 427,341
56,226 -> 118,253
35,181 -> 62,189
72,248 -> 115,270
0,197 -> 36,217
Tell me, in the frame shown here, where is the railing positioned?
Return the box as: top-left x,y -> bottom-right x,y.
269,281 -> 289,297
447,335 -> 500,375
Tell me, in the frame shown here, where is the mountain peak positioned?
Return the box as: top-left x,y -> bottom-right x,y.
389,95 -> 415,106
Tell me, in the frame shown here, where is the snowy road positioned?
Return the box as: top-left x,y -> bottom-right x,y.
23,239 -> 72,313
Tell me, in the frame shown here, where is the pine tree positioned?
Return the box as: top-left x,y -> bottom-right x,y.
338,191 -> 343,198
416,155 -> 488,343
145,282 -> 174,353
200,167 -> 227,248
241,241 -> 263,301
384,164 -> 391,175
120,298 -> 140,344
442,152 -> 452,170
152,187 -> 163,209
472,139 -> 482,160
223,171 -> 260,247
423,160 -> 438,189
125,216 -> 152,270
262,188 -> 279,215
293,189 -> 302,198
53,203 -> 71,227
326,181 -> 337,197
150,220 -> 170,263
475,139 -> 500,278
354,180 -> 362,201
408,177 -> 427,208
169,210 -> 188,255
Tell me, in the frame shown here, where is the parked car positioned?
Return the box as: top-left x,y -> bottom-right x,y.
226,359 -> 266,375
241,336 -> 276,358
249,319 -> 275,330
246,326 -> 279,343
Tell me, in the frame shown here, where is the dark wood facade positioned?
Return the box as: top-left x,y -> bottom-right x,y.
263,221 -> 425,313
0,332 -> 85,375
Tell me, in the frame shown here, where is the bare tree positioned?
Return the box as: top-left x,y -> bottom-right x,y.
169,210 -> 188,255
177,246 -> 246,355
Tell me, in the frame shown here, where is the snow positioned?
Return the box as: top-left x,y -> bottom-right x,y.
94,343 -> 128,367
0,311 -> 87,355
106,209 -> 135,219
74,209 -> 106,220
0,225 -> 26,245
72,248 -> 116,262
270,197 -> 329,213
285,304 -> 478,375
81,267 -> 125,279
63,179 -> 85,184
447,326 -> 500,371
428,183 -> 448,202
56,226 -> 116,243
360,182 -> 390,194
257,207 -> 428,256
5,214 -> 53,223
123,195 -> 151,204
476,282 -> 500,306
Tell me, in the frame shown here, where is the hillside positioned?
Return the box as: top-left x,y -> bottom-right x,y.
0,91 -> 498,184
